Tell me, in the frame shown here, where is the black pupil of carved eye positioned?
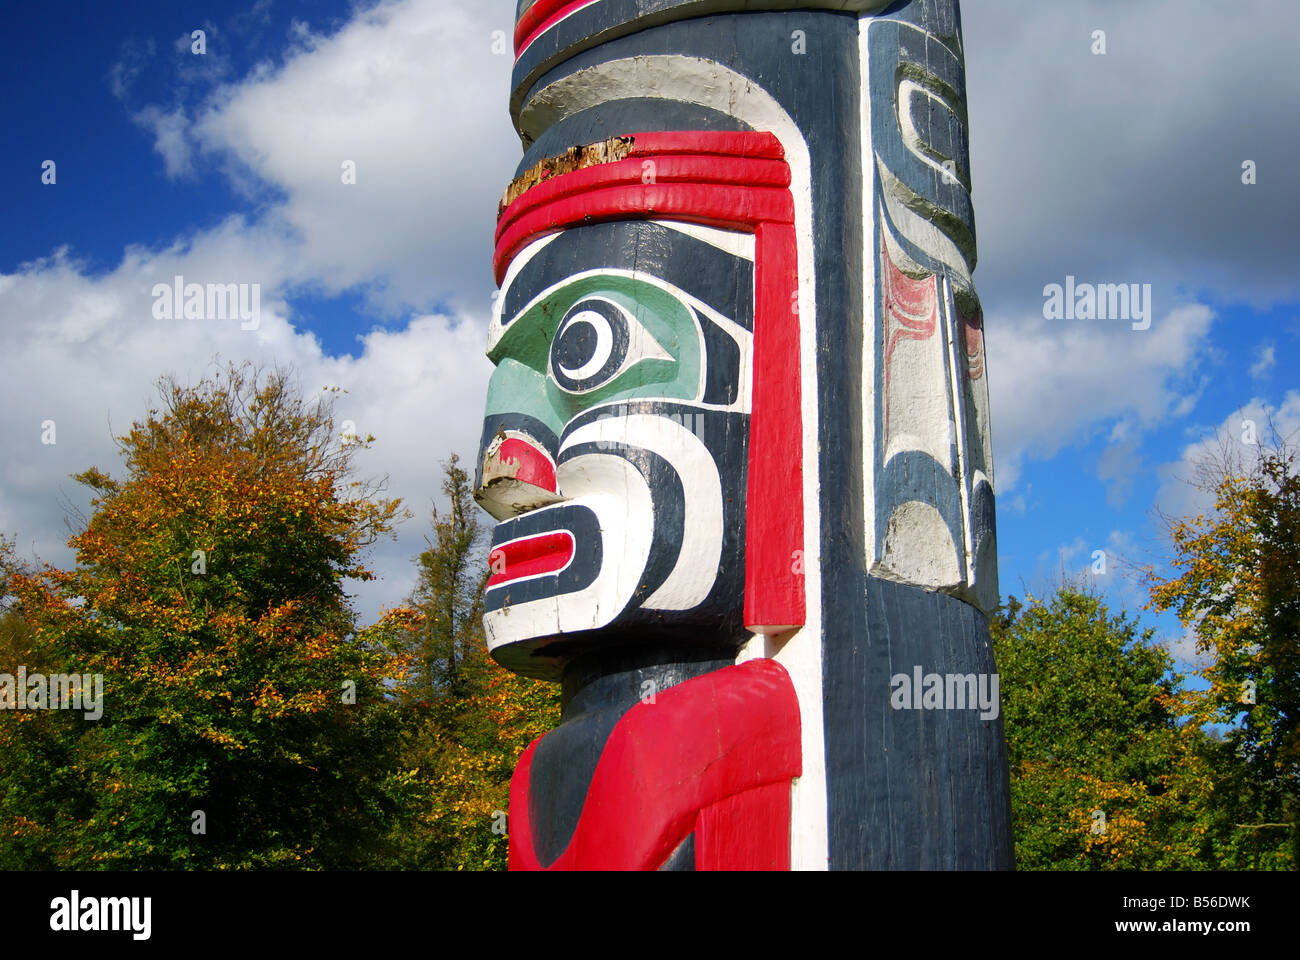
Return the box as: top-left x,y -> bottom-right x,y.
551,299 -> 628,391
556,316 -> 599,370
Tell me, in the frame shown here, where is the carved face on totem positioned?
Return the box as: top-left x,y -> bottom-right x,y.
475,216 -> 756,678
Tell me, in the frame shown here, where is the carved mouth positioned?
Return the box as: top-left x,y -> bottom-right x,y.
487,530 -> 576,588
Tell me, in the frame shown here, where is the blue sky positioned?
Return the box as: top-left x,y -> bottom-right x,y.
1,0 -> 1297,673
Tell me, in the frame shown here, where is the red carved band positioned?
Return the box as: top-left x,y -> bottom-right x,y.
882,234 -> 940,445
507,657 -> 802,870
494,133 -> 789,278
515,0 -> 599,57
960,306 -> 985,382
495,156 -> 792,260
496,184 -> 795,286
618,131 -> 786,160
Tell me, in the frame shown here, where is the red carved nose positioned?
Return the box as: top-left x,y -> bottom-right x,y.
475,431 -> 566,521
495,437 -> 558,494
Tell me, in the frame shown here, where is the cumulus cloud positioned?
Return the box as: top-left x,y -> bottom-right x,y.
0,234 -> 491,624
191,0 -> 519,315
965,0 -> 1300,317
1154,390 -> 1300,526
2,0 -> 516,626
1019,529 -> 1151,619
988,304 -> 1213,490
133,105 -> 195,178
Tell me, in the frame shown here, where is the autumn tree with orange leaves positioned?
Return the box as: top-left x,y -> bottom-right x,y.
1145,430 -> 1299,863
0,365 -> 415,869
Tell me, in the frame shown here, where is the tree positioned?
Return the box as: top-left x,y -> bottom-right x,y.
0,364 -> 413,869
1147,435 -> 1299,786
1145,429 -> 1299,862
389,455 -> 561,870
992,588 -> 1202,869
406,455 -> 486,697
0,538 -> 42,675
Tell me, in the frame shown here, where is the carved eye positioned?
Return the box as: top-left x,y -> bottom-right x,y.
549,297 -> 669,394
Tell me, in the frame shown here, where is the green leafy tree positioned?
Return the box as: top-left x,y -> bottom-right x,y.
0,538 -> 42,674
406,455 -> 486,698
993,588 -> 1203,869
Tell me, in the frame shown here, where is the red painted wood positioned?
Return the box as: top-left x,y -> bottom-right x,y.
487,531 -> 575,588
625,131 -> 785,160
881,234 -> 939,444
958,303 -> 985,381
744,221 -> 805,633
495,156 -> 792,258
695,781 -> 792,870
514,0 -> 598,56
496,437 -> 558,493
507,658 -> 801,870
495,184 -> 794,284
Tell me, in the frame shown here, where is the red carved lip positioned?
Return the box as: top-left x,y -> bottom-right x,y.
487,531 -> 575,588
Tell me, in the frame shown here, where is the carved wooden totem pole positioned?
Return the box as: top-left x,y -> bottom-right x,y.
474,0 -> 1013,870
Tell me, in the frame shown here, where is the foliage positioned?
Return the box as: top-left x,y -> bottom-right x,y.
1146,438 -> 1300,790
387,455 -> 561,871
995,583 -> 1295,870
0,364 -> 412,869
1143,431 -> 1299,865
994,589 -> 1202,869
404,455 -> 486,700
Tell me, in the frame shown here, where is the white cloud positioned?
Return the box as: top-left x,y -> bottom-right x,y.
191,0 -> 519,315
134,105 -> 195,178
0,235 -> 492,624
988,304 -> 1213,490
1160,623 -> 1215,671
1020,528 -> 1151,619
1250,343 -> 1276,380
1154,390 -> 1300,527
966,0 -> 1300,315
1,0 -> 516,626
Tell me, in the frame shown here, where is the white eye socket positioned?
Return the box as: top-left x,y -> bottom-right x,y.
549,297 -> 670,394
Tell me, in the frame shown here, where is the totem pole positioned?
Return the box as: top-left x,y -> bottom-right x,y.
474,0 -> 1012,870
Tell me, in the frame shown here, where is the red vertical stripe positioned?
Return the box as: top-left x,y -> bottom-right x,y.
744,222 -> 806,633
